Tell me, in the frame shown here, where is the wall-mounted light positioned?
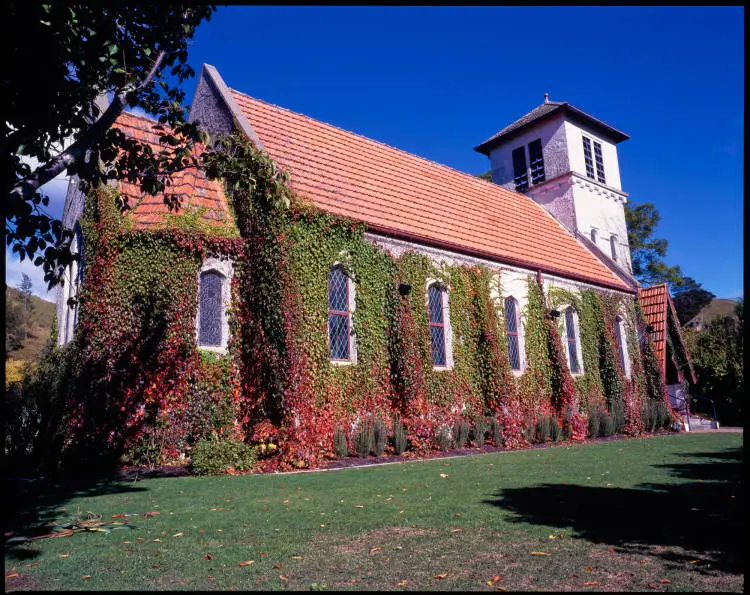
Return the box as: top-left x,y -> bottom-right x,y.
645,324 -> 655,333
398,283 -> 412,296
547,309 -> 561,319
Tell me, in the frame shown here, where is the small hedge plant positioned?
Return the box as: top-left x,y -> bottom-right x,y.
371,418 -> 387,456
190,438 -> 257,475
390,414 -> 408,455
471,417 -> 488,447
354,420 -> 373,458
453,418 -> 470,449
334,427 -> 348,457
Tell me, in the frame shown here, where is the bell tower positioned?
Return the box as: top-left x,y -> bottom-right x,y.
474,95 -> 633,276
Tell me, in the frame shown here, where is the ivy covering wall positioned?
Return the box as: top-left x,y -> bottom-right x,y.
30,135 -> 672,472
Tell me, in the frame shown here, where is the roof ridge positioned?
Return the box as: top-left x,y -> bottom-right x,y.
229,88 -> 503,191
119,110 -> 160,125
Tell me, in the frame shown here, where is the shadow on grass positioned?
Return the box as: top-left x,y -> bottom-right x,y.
3,473 -> 148,562
485,447 -> 744,574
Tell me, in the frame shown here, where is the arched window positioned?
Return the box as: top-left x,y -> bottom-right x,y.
199,270 -> 224,347
564,306 -> 582,375
427,283 -> 449,367
590,228 -> 598,244
195,257 -> 233,352
614,316 -> 630,378
328,266 -> 352,361
60,223 -> 84,346
610,234 -> 618,262
504,296 -> 523,371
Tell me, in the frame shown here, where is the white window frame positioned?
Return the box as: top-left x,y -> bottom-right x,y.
561,305 -> 585,376
503,295 -> 526,375
196,256 -> 233,354
328,262 -> 357,366
59,223 -> 83,346
614,315 -> 632,379
426,278 -> 454,370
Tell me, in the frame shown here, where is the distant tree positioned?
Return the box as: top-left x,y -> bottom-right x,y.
476,170 -> 493,182
685,300 -> 744,426
672,281 -> 716,325
18,273 -> 35,340
624,202 -> 689,289
5,3 -> 215,289
5,289 -> 24,354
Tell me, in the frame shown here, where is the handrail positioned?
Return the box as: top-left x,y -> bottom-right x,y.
691,394 -> 719,428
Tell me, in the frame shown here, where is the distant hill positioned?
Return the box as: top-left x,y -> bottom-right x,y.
684,298 -> 740,331
5,285 -> 56,363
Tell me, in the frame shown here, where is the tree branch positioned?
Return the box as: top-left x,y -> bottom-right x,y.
11,50 -> 167,201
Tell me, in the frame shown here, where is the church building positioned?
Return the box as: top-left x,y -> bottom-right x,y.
56,64 -> 686,468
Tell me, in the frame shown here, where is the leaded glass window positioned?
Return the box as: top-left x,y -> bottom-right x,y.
512,146 -> 528,192
428,284 -> 447,366
199,271 -> 223,346
528,138 -> 546,185
328,266 -> 350,360
504,297 -> 521,371
565,307 -> 580,374
593,141 -> 606,184
582,136 -> 595,179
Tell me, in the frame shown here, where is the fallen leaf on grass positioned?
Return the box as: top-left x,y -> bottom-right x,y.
152,563 -> 160,568
568,574 -> 579,578
450,528 -> 463,533
292,556 -> 303,560
433,573 -> 449,579
548,535 -> 557,539
689,560 -> 700,564
369,547 -> 382,554
152,539 -> 161,542
172,532 -> 183,537
6,574 -> 19,579
396,579 -> 408,586
202,554 -> 214,560
583,581 -> 600,586
59,554 -> 70,558
647,583 -> 657,590
439,474 -> 449,478
659,579 -> 671,584
585,567 -> 593,572
238,560 -> 254,567
279,575 -> 288,581
82,575 -> 91,580
354,505 -> 364,508
260,552 -> 267,558
273,564 -> 282,570
112,514 -> 126,519
531,551 -> 550,556
454,513 -> 461,517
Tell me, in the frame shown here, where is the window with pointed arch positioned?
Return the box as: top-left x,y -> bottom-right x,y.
196,257 -> 233,353
328,265 -> 356,363
563,306 -> 584,375
613,316 -> 631,378
504,296 -> 524,372
427,282 -> 451,368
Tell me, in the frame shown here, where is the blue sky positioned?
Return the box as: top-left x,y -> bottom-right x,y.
8,6 -> 743,301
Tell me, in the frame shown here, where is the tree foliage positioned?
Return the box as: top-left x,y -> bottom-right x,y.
5,2 -> 215,289
685,300 -> 744,426
624,202 -> 686,289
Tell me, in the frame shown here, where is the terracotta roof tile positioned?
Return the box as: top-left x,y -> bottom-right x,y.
112,112 -> 235,232
639,284 -> 669,376
231,90 -> 631,292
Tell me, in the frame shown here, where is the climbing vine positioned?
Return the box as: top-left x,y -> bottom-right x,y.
34,132 -> 677,472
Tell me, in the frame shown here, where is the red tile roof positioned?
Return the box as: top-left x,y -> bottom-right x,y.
638,284 -> 696,384
230,90 -> 632,292
639,284 -> 669,377
112,112 -> 234,231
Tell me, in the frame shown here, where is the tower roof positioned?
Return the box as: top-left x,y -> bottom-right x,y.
474,98 -> 630,155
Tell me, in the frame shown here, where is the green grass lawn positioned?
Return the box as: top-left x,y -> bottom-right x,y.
4,432 -> 743,591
